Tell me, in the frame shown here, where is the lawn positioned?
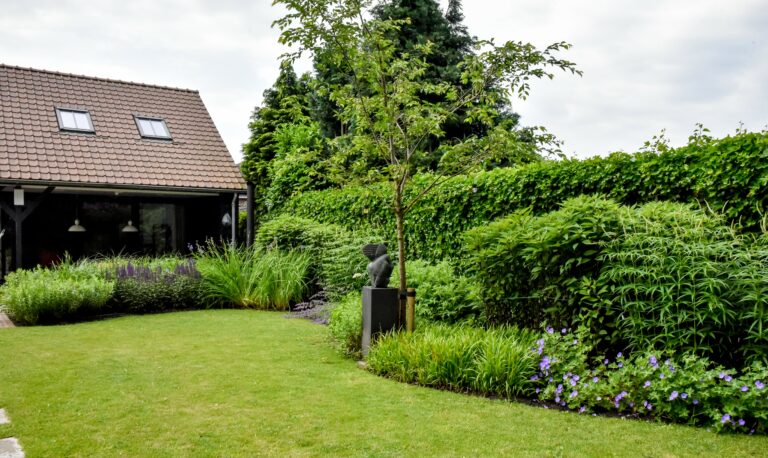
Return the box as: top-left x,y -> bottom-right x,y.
0,311 -> 766,457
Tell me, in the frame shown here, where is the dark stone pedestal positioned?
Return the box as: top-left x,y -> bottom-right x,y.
361,287 -> 399,356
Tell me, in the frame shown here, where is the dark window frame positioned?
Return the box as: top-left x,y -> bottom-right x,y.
134,115 -> 172,140
55,107 -> 95,133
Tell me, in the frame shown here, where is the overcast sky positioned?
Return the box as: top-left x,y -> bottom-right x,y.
1,0 -> 766,161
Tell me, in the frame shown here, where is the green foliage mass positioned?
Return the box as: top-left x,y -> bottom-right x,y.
255,215 -> 382,299
0,260 -> 113,325
389,259 -> 482,324
195,244 -> 311,310
367,324 -> 539,397
466,196 -> 768,368
328,292 -> 364,356
281,131 -> 768,262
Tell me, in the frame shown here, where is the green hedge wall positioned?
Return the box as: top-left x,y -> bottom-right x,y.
279,132 -> 768,261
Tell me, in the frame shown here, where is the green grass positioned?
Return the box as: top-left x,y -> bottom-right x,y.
0,311 -> 766,457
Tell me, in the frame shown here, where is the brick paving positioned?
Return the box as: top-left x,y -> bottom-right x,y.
0,313 -> 14,328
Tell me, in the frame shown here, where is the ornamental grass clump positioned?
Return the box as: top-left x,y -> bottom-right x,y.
195,243 -> 310,310
367,325 -> 539,397
0,259 -> 113,325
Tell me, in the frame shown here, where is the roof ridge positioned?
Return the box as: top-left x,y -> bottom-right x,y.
0,63 -> 199,94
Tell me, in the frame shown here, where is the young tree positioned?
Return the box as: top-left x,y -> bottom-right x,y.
273,0 -> 580,322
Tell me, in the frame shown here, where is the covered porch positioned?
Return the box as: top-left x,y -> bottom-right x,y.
0,183 -> 242,279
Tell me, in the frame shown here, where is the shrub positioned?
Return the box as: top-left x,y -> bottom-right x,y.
367,324 -> 539,397
390,260 -> 482,324
601,203 -> 768,366
281,131 -> 768,262
464,196 -> 625,332
195,244 -> 311,310
0,260 -> 113,325
109,259 -> 205,313
256,214 -> 383,298
532,327 -> 768,434
328,292 -> 363,356
466,197 -> 768,366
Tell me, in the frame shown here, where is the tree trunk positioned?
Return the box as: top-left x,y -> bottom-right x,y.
394,192 -> 407,328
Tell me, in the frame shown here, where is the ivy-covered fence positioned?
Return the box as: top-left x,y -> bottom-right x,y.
279,131 -> 768,261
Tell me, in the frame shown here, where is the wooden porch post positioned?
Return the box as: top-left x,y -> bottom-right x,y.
230,193 -> 238,246
246,182 -> 254,247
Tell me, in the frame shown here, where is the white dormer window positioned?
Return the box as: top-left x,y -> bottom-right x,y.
56,108 -> 94,133
135,116 -> 171,139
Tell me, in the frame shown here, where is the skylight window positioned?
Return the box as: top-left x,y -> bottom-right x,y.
135,116 -> 171,139
55,108 -> 94,133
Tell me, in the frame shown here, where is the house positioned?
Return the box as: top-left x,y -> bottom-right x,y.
0,64 -> 248,277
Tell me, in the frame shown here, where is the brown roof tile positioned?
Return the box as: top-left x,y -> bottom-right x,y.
0,64 -> 244,192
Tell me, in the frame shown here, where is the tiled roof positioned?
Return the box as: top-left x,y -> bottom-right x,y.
0,64 -> 245,192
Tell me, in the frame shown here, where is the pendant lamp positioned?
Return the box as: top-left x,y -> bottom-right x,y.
122,220 -> 139,233
68,200 -> 86,232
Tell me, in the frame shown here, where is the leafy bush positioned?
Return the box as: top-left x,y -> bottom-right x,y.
532,327 -> 768,434
601,203 -> 768,366
464,196 -> 625,331
367,324 -> 539,397
466,197 -> 768,366
0,260 -> 114,325
195,244 -> 311,310
281,131 -> 768,261
390,260 -> 482,324
328,292 -> 363,356
110,259 -> 205,313
256,214 -> 382,298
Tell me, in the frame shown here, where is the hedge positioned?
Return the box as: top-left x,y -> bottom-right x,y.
279,131 -> 768,261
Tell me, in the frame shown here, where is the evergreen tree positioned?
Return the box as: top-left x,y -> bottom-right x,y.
241,63 -> 312,213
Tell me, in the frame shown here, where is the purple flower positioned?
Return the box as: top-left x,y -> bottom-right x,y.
604,358 -> 610,365
570,379 -> 577,387
617,362 -> 624,368
725,375 -> 733,382
756,380 -> 765,390
649,355 -> 658,367
629,402 -> 634,408
741,386 -> 749,392
535,388 -> 540,394
579,406 -> 586,414
643,380 -> 651,389
555,396 -> 560,403
546,326 -> 554,334
693,399 -> 699,405
642,400 -> 648,408
719,372 -> 726,379
669,391 -> 679,401
570,390 -> 578,398
535,339 -> 545,355
659,373 -> 665,379
556,384 -> 563,395
561,328 -> 567,334
573,339 -> 578,345
738,419 -> 746,426
647,403 -> 653,411
573,375 -> 580,382
540,356 -> 551,372
681,392 -> 688,399
721,414 -> 731,424
596,396 -> 602,401
617,352 -> 623,358
593,376 -> 599,383
530,375 -> 539,381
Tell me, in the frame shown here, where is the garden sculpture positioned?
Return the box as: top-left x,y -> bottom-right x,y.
363,244 -> 393,288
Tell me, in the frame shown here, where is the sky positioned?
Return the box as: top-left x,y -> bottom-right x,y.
1,0 -> 766,162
